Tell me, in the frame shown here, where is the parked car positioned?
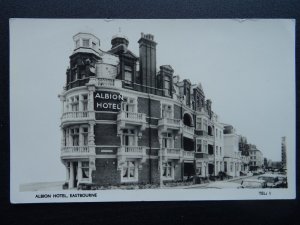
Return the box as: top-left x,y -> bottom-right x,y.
240,179 -> 267,188
247,171 -> 253,176
257,174 -> 282,188
277,174 -> 288,188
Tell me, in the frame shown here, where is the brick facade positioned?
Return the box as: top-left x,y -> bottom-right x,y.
59,32 -> 257,189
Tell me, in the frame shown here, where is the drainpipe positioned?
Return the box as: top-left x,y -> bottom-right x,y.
148,93 -> 152,184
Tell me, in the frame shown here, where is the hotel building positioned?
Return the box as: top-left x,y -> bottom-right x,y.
59,32 -> 247,188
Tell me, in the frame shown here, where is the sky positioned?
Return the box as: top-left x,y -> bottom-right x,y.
10,19 -> 295,184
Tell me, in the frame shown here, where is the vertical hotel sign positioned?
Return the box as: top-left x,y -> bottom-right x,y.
94,91 -> 123,112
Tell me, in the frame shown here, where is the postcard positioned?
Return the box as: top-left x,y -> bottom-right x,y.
10,19 -> 295,203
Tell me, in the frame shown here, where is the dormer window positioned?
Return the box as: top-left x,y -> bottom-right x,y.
124,65 -> 133,87
75,40 -> 80,48
82,39 -> 89,47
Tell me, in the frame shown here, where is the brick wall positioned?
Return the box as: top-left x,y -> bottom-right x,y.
138,128 -> 160,148
137,97 -> 148,115
94,124 -> 120,145
137,97 -> 161,118
93,158 -> 120,185
151,159 -> 160,184
150,99 -> 161,118
138,159 -> 151,184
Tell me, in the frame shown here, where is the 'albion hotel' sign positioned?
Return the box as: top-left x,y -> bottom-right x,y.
94,91 -> 124,112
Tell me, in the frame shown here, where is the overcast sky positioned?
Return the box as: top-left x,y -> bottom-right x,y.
10,19 -> 295,184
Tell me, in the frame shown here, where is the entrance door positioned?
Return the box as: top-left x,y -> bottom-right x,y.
73,162 -> 78,188
208,163 -> 214,175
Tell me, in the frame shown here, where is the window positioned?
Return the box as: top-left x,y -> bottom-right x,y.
186,87 -> 190,106
230,163 -> 234,172
203,140 -> 208,153
216,146 -> 218,155
82,39 -> 89,47
203,119 -> 208,132
220,147 -> 222,155
162,162 -> 173,178
162,133 -> 173,148
196,139 -> 202,152
164,76 -> 171,96
162,104 -> 172,118
196,162 -> 202,175
122,129 -> 136,146
92,42 -> 96,49
81,161 -> 89,179
75,40 -> 80,48
122,161 -> 137,181
82,94 -> 88,112
196,95 -> 201,109
63,130 -> 67,146
124,66 -> 133,87
196,117 -> 202,130
122,97 -> 135,112
71,96 -> 79,111
82,127 -> 89,146
71,128 -> 79,146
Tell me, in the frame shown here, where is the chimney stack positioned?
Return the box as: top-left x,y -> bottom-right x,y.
138,33 -> 157,93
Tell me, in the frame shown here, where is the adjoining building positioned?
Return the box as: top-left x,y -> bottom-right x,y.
58,32 -> 261,189
248,144 -> 264,171
223,125 -> 242,177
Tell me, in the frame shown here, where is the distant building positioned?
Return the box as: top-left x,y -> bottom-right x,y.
281,136 -> 287,169
248,144 -> 264,171
239,136 -> 250,173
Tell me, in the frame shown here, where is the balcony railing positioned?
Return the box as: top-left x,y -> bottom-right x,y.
183,125 -> 195,137
87,77 -> 122,88
118,111 -> 146,122
158,118 -> 182,132
161,148 -> 182,159
117,111 -> 147,130
117,146 -> 146,158
61,146 -> 94,158
183,151 -> 195,160
61,111 -> 94,124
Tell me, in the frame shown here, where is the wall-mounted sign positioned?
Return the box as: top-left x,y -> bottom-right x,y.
94,91 -> 123,112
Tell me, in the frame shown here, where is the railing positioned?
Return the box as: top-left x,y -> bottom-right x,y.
183,125 -> 195,134
183,151 -> 194,159
208,155 -> 214,162
61,111 -> 94,124
161,148 -> 182,158
61,146 -> 93,157
117,111 -> 146,123
158,118 -> 182,127
117,146 -> 145,157
97,78 -> 115,87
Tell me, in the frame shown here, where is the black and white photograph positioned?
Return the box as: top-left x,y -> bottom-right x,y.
10,19 -> 295,203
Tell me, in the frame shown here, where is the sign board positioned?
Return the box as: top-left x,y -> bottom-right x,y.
94,91 -> 123,112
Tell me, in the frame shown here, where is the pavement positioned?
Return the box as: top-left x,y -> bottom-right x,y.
164,175 -> 254,189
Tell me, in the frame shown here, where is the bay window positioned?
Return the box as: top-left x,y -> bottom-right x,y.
122,160 -> 138,182
162,161 -> 173,179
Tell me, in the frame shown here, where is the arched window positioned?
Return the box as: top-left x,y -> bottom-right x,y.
183,113 -> 193,126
